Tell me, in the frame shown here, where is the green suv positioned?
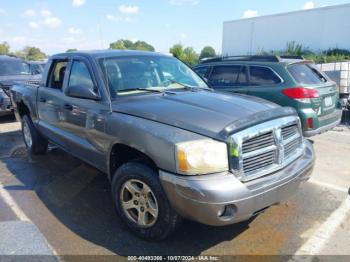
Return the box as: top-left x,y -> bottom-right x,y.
194,55 -> 342,137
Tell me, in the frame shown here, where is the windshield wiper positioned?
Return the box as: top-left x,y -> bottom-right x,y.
118,88 -> 176,94
167,79 -> 213,91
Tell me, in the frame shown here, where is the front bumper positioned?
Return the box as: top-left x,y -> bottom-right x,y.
159,140 -> 315,226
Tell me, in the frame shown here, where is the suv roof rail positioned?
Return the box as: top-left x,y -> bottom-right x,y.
279,55 -> 305,60
199,55 -> 305,64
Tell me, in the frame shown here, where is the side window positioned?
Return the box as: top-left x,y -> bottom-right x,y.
209,65 -> 242,86
237,66 -> 248,85
68,61 -> 95,91
194,67 -> 208,78
249,66 -> 281,86
48,60 -> 68,90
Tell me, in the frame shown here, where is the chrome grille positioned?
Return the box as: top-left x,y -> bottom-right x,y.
242,131 -> 274,154
281,124 -> 298,140
229,116 -> 305,182
243,150 -> 276,173
284,138 -> 301,159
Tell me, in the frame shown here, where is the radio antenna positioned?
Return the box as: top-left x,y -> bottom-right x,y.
98,20 -> 113,113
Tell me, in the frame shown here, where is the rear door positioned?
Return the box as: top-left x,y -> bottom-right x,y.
246,65 -> 284,102
287,63 -> 338,117
207,65 -> 249,94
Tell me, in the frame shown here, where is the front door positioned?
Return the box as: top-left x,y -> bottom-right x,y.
59,58 -> 110,171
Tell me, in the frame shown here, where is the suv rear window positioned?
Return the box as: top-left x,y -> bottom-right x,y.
249,66 -> 281,85
288,63 -> 327,85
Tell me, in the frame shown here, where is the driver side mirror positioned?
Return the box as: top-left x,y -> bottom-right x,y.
65,85 -> 100,100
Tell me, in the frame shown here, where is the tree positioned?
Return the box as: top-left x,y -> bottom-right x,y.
169,43 -> 184,59
0,42 -> 10,55
181,47 -> 199,66
169,44 -> 199,66
133,41 -> 155,51
199,46 -> 216,60
285,41 -> 303,56
16,46 -> 47,60
109,39 -> 155,51
66,48 -> 77,52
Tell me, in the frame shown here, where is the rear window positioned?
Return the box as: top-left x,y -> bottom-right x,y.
249,66 -> 282,85
288,63 -> 327,85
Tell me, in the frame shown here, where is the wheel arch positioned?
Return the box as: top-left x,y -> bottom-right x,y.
108,143 -> 158,182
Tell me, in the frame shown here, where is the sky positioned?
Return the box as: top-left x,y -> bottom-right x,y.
0,0 -> 349,55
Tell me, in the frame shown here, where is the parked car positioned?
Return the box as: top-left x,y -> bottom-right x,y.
0,55 -> 41,116
11,50 -> 315,240
27,60 -> 47,75
194,55 -> 342,137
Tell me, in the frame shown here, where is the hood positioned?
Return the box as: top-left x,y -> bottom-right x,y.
0,74 -> 41,87
112,90 -> 297,140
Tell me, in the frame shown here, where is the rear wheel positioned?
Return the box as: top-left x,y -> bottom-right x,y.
22,115 -> 48,154
112,162 -> 182,240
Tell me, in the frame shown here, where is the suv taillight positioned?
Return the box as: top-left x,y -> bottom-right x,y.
282,87 -> 319,102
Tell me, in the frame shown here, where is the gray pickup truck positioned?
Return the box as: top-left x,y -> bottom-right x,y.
10,50 -> 315,240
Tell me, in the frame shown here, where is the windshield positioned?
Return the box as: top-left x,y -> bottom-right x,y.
99,55 -> 208,98
0,60 -> 30,76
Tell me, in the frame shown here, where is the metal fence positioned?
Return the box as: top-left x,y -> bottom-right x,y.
318,61 -> 350,95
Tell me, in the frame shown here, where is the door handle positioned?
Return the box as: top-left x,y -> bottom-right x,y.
39,97 -> 46,103
64,104 -> 73,111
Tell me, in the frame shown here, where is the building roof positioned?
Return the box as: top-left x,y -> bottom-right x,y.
224,3 -> 350,24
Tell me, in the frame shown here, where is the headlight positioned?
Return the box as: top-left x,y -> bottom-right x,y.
175,139 -> 228,175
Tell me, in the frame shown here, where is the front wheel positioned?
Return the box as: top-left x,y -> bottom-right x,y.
112,162 -> 182,240
22,115 -> 48,154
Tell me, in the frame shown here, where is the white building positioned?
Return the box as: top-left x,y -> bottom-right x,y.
222,4 -> 350,56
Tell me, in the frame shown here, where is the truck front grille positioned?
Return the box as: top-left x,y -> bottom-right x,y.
242,131 -> 274,154
229,117 -> 304,182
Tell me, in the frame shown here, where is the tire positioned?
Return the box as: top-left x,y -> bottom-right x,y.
112,161 -> 182,240
22,115 -> 48,154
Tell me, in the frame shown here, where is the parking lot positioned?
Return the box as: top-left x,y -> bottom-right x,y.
0,115 -> 349,259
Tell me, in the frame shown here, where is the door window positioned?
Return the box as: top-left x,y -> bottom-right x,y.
48,60 -> 68,90
249,66 -> 282,86
68,61 -> 95,92
209,65 -> 243,86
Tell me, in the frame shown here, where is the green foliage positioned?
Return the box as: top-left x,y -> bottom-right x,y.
182,47 -> 199,66
66,48 -> 77,52
260,41 -> 350,64
285,41 -> 303,56
169,43 -> 184,59
133,41 -> 155,51
169,43 -> 199,66
0,42 -> 10,55
199,46 -> 216,60
109,39 -> 155,51
16,46 -> 47,61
